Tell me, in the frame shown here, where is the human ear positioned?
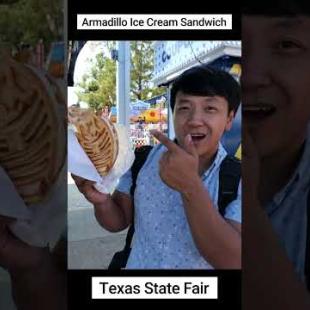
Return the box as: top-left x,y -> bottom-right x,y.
225,110 -> 235,131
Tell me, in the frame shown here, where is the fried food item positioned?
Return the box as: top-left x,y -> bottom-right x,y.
68,107 -> 119,176
0,52 -> 65,205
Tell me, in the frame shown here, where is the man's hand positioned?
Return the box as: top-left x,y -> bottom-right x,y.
150,130 -> 200,193
0,216 -> 47,272
71,174 -> 133,232
71,174 -> 110,205
0,216 -> 66,310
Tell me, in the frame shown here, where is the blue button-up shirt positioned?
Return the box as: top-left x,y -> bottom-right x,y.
264,123 -> 310,282
116,143 -> 242,269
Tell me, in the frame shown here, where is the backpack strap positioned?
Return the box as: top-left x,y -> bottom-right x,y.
130,145 -> 153,197
123,145 -> 153,253
218,155 -> 241,217
305,189 -> 310,291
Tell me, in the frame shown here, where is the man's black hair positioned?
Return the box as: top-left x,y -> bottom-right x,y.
170,65 -> 240,114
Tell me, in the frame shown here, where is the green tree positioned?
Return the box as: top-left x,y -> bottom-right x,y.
77,41 -> 166,112
130,41 -> 164,101
0,0 -> 63,52
77,52 -> 116,112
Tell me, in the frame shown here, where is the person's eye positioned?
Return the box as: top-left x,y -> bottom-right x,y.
205,106 -> 217,112
178,106 -> 189,111
273,39 -> 305,55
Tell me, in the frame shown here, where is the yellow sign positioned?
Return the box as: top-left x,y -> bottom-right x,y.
235,145 -> 242,160
139,108 -> 167,123
230,63 -> 241,76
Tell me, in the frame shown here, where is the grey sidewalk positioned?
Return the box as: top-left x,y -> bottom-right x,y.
0,268 -> 16,310
68,182 -> 127,269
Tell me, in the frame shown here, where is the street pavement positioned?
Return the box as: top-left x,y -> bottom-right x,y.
68,174 -> 127,269
0,268 -> 16,310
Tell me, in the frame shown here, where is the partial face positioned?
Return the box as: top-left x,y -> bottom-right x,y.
242,16 -> 310,157
173,92 -> 234,158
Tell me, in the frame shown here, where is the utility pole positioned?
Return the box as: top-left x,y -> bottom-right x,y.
167,86 -> 175,139
116,41 -> 130,128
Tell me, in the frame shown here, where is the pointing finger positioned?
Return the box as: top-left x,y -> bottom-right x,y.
150,130 -> 179,153
183,134 -> 198,158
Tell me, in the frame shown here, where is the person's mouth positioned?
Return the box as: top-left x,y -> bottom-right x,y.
190,133 -> 207,142
243,103 -> 276,121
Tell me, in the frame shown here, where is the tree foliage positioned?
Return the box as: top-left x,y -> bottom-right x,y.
0,0 -> 63,51
77,53 -> 116,111
77,41 -> 166,112
130,41 -> 163,100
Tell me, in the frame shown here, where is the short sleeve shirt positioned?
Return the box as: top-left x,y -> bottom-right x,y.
116,143 -> 242,269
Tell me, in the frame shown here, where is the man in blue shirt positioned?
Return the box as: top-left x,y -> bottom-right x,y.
242,13 -> 310,309
73,65 -> 241,269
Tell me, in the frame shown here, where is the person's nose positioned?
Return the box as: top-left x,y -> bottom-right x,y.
187,108 -> 204,127
241,45 -> 272,93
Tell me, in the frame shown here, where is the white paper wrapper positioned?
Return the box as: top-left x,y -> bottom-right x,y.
68,123 -> 135,193
0,164 -> 67,248
0,64 -> 67,248
0,167 -> 31,220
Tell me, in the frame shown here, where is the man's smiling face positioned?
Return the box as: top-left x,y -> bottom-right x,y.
242,16 -> 310,157
173,91 -> 234,158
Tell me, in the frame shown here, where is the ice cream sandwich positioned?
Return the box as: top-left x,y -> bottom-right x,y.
68,107 -> 119,176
